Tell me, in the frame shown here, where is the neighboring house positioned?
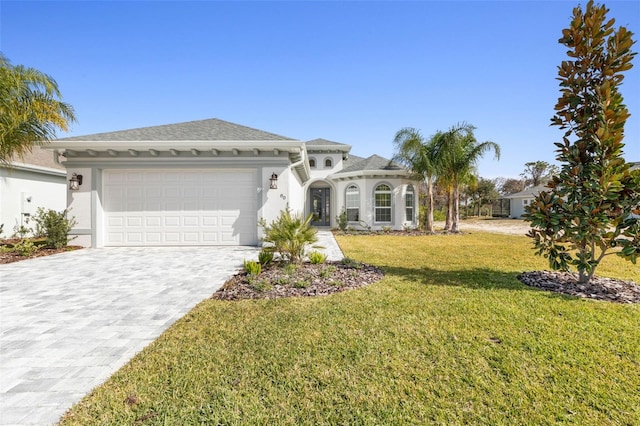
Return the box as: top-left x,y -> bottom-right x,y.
505,161 -> 640,219
47,118 -> 417,247
0,147 -> 67,235
504,184 -> 547,219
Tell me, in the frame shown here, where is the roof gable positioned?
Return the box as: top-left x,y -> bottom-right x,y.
305,138 -> 351,153
339,154 -> 401,173
57,118 -> 296,142
505,184 -> 547,198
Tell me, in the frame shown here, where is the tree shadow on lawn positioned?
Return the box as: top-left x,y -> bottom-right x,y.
382,265 -> 576,301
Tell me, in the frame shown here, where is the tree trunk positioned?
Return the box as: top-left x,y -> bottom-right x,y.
452,182 -> 460,233
426,177 -> 434,233
444,189 -> 453,231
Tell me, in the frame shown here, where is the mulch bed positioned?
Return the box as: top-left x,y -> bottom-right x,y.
0,245 -> 83,264
518,271 -> 640,304
212,261 -> 384,300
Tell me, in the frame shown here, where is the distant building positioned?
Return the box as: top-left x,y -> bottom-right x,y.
503,185 -> 547,218
503,161 -> 639,219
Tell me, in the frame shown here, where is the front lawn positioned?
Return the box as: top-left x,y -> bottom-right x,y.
60,233 -> 639,425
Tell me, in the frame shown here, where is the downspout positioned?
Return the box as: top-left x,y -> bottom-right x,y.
289,146 -> 310,183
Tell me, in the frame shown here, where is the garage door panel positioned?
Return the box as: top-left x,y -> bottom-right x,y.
146,232 -> 162,243
103,169 -> 257,246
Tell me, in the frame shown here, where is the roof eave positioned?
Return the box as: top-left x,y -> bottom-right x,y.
306,144 -> 352,153
330,169 -> 411,180
45,140 -> 305,152
2,162 -> 67,177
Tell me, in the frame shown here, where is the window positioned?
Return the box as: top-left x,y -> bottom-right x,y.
309,158 -> 316,168
345,184 -> 360,222
374,183 -> 392,223
405,185 -> 415,222
324,158 -> 333,168
523,199 -> 529,205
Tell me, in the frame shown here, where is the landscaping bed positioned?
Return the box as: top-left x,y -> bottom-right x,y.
213,260 -> 384,300
0,238 -> 82,264
518,270 -> 640,304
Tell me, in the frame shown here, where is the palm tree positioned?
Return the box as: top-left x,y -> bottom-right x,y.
393,128 -> 441,233
0,53 -> 76,164
435,123 -> 500,232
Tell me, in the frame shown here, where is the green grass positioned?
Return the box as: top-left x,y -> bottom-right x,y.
60,233 -> 639,425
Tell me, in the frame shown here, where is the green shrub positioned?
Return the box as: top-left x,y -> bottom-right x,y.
336,209 -> 348,231
381,226 -> 393,233
282,263 -> 299,275
250,277 -> 273,292
274,276 -> 291,286
292,279 -> 310,289
14,239 -> 37,256
258,249 -> 274,266
341,257 -> 362,269
319,265 -> 337,278
32,208 -> 76,249
432,209 -> 446,222
308,251 -> 327,264
259,207 -> 321,263
12,224 -> 31,239
243,260 -> 262,276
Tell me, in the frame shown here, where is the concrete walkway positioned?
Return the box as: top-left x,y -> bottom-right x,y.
316,230 -> 344,261
0,246 -> 258,426
0,232 -> 343,425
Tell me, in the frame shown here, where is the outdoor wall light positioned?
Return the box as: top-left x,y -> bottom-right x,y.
69,173 -> 83,190
269,173 -> 278,190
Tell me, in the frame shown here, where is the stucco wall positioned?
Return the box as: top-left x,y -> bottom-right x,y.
332,177 -> 417,230
65,168 -> 93,245
509,198 -> 530,218
307,153 -> 343,179
0,167 -> 66,235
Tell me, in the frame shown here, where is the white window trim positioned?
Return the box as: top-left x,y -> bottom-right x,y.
345,184 -> 360,223
405,185 -> 415,223
374,182 -> 393,224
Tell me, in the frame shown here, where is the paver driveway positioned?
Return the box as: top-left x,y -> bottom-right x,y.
0,246 -> 258,426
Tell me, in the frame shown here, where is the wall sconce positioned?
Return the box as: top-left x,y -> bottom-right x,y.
69,173 -> 83,190
269,173 -> 278,190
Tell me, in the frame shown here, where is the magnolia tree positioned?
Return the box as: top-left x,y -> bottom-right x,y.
525,1 -> 640,283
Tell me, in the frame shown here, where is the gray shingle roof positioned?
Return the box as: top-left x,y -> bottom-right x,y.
338,154 -> 402,173
305,138 -> 349,147
506,184 -> 547,198
57,118 -> 296,141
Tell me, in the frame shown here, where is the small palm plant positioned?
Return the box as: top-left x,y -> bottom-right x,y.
259,207 -> 321,263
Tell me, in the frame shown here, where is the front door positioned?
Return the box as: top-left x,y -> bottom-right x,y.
310,188 -> 331,226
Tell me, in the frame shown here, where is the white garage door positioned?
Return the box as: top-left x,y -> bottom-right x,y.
103,169 -> 257,246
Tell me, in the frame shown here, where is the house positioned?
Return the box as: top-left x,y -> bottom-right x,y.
505,161 -> 640,219
0,147 -> 67,235
46,118 -> 418,247
503,184 -> 547,218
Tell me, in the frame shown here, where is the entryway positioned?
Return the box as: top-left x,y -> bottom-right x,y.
310,187 -> 331,226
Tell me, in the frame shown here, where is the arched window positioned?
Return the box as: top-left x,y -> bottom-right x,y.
345,184 -> 360,222
309,158 -> 316,168
324,158 -> 333,168
405,185 -> 415,222
374,183 -> 392,223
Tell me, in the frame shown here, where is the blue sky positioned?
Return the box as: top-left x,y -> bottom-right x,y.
2,0 -> 639,179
